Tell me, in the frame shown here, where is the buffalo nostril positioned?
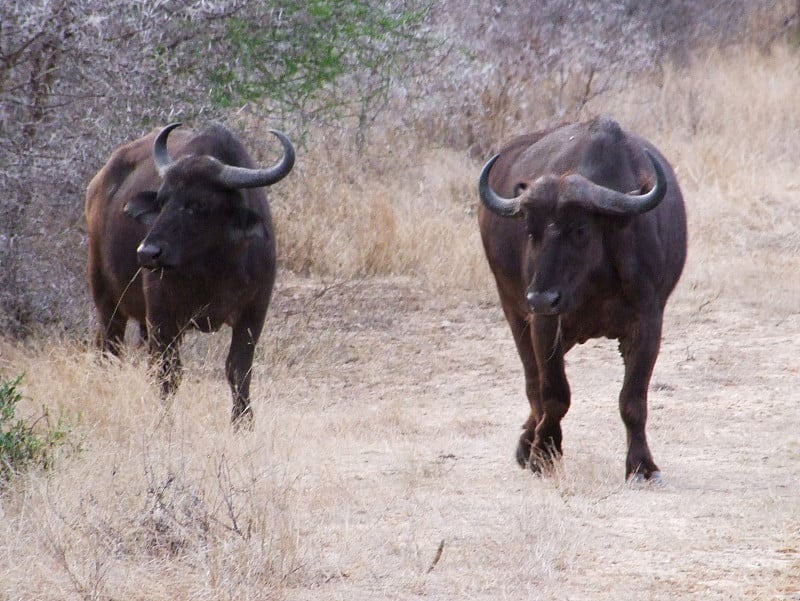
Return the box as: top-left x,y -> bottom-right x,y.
527,290 -> 561,315
136,242 -> 162,267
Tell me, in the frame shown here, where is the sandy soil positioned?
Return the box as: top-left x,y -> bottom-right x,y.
3,270 -> 796,600
240,272 -> 800,601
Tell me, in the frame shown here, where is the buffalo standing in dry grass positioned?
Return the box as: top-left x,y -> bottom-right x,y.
86,123 -> 294,425
478,116 -> 687,481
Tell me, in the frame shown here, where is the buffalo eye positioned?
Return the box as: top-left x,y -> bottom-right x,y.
567,223 -> 590,247
183,200 -> 210,216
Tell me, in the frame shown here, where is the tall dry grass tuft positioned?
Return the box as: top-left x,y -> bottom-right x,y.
0,338 -> 309,599
263,126 -> 493,300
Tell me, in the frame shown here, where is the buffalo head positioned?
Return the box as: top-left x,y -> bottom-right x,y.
478,147 -> 667,315
125,122 -> 295,272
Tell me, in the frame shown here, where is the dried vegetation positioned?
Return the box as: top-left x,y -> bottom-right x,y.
1,2 -> 799,599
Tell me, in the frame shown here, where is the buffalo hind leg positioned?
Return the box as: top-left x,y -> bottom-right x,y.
94,296 -> 128,356
89,259 -> 128,355
227,316 -> 265,429
619,314 -> 663,482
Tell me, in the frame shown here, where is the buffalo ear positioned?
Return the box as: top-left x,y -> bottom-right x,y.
124,192 -> 160,226
229,207 -> 264,241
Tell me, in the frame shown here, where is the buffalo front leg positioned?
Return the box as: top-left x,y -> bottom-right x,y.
502,309 -> 543,468
526,315 -> 571,473
619,314 -> 663,482
147,323 -> 183,398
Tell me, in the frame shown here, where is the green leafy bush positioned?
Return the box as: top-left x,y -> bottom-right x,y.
208,1 -> 433,133
0,374 -> 73,484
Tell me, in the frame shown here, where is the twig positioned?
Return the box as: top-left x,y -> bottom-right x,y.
427,539 -> 445,573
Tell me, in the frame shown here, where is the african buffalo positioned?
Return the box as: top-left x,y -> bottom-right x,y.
478,116 -> 686,481
86,122 -> 295,424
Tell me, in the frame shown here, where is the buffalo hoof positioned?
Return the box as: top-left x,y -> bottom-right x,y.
528,448 -> 560,475
628,471 -> 664,486
517,439 -> 560,475
232,406 -> 254,432
515,438 -> 532,468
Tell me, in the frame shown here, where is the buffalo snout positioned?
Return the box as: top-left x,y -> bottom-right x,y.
527,289 -> 562,315
137,240 -> 168,269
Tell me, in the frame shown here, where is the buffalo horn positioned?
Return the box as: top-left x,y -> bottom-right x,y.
478,153 -> 524,217
153,122 -> 183,178
216,130 -> 296,189
559,148 -> 667,216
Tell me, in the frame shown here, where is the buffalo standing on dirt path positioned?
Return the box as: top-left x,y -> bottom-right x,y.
86,123 -> 295,425
478,116 -> 686,481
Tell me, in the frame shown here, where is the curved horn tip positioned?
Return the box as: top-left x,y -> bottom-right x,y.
268,129 -> 296,168
481,153 -> 500,173
215,129 -> 296,189
156,122 -> 183,139
559,147 -> 668,216
642,147 -> 667,199
153,122 -> 184,177
477,153 -> 500,200
644,148 -> 665,181
478,153 -> 523,218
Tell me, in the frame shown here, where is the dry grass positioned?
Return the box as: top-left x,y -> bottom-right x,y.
259,110 -> 492,295
589,45 -> 800,314
1,45 -> 800,600
264,44 -> 800,311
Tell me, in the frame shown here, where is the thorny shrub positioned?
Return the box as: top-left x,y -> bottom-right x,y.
0,0 -> 795,336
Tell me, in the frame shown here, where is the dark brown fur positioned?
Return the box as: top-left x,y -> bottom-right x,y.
478,117 -> 687,480
86,124 -> 288,424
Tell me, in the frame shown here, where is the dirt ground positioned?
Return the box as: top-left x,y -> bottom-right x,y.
232,271 -> 800,601
4,268 -> 797,600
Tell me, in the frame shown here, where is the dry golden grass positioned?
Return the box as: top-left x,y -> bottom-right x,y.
263,111 -> 492,295
1,45 -> 799,600
589,45 -> 800,314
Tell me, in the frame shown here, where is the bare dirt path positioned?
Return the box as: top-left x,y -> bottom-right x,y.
2,270 -> 796,600
254,274 -> 800,600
